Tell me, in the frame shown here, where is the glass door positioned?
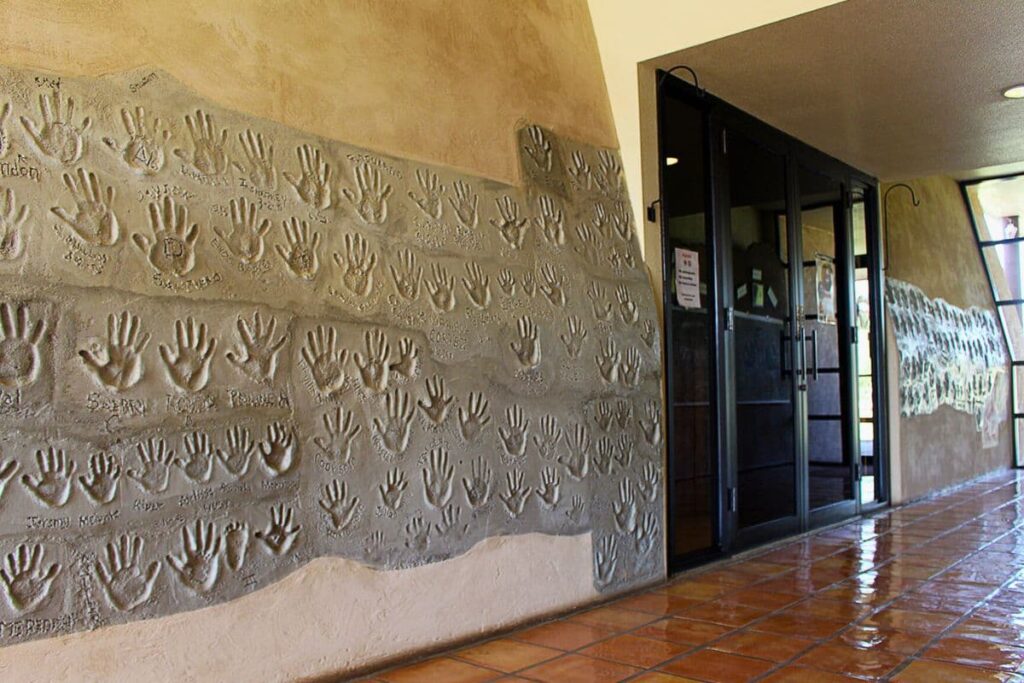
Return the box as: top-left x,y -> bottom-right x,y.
794,166 -> 859,525
721,126 -> 801,545
659,90 -> 722,568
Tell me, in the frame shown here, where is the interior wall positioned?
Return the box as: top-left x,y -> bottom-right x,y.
883,175 -> 1011,502
0,0 -> 617,185
0,2 -> 665,680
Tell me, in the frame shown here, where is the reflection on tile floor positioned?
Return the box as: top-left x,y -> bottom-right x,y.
362,471 -> 1024,682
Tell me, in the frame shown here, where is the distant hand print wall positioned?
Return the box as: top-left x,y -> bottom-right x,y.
886,278 -> 1006,433
0,65 -> 663,645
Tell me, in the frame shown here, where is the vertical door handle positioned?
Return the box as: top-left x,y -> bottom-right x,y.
797,326 -> 808,392
809,328 -> 819,381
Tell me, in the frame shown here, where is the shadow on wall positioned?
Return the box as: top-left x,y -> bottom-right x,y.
0,64 -> 664,656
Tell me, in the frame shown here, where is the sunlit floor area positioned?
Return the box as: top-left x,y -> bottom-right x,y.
362,470 -> 1024,682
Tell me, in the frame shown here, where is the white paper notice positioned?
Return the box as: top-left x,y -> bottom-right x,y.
674,248 -> 700,308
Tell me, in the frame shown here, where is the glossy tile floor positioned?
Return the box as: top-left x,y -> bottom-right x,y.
361,470 -> 1024,682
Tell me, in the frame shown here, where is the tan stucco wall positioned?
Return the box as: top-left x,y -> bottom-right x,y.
0,0 -> 617,186
883,175 -> 1012,502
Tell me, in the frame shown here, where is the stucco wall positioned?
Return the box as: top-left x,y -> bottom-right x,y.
0,0 -> 617,186
883,175 -> 1011,502
0,2 -> 664,680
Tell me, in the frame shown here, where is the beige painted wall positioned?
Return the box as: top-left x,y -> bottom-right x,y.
0,0 -> 617,186
884,175 -> 1012,503
586,0 -> 844,261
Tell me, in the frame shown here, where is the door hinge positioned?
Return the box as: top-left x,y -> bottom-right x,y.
851,325 -> 859,344
727,487 -> 737,512
854,462 -> 862,481
725,306 -> 735,331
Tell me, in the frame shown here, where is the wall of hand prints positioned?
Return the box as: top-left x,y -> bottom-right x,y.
0,65 -> 663,645
885,278 -> 1006,430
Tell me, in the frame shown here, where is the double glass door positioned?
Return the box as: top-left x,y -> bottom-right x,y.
660,80 -> 882,568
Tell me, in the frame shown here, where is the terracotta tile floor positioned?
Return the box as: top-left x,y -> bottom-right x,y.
362,470 -> 1024,682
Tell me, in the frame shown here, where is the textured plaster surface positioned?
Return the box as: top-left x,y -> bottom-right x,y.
0,533 -> 597,682
883,176 -> 1011,501
0,62 -> 664,654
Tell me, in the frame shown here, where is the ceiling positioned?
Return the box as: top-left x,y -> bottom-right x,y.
645,0 -> 1024,181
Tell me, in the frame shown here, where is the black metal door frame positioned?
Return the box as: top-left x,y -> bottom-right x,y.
657,73 -> 888,569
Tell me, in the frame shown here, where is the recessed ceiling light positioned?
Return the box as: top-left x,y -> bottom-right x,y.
1003,84 -> 1024,99
666,156 -> 679,166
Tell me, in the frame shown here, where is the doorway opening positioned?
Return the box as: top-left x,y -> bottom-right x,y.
657,75 -> 888,569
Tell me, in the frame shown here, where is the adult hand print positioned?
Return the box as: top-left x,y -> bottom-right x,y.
425,262 -> 456,313
127,438 -> 173,494
319,479 -> 359,531
560,315 -> 588,359
235,128 -> 276,190
447,180 -> 478,229
372,388 -> 414,458
595,336 -> 621,384
462,456 -> 492,509
132,195 -> 199,277
389,337 -> 419,379
225,310 -> 287,385
314,406 -> 361,464
216,425 -> 255,478
559,423 -> 590,481
0,543 -> 60,614
0,302 -> 46,389
214,197 -> 271,264
461,261 -> 491,310
417,374 -> 453,426
173,109 -> 229,178
259,422 -> 296,476
95,534 -> 160,612
21,447 -> 75,509
79,311 -> 150,392
50,167 -> 120,246
458,391 -> 490,442
334,232 -> 378,297
159,317 -> 216,393
276,217 -> 321,281
343,162 -> 392,224
408,168 -> 444,220
175,431 -> 214,484
255,504 -> 301,555
166,520 -> 221,595
538,263 -> 566,307
534,195 -> 565,246
498,404 -> 530,461
522,125 -> 552,172
378,467 -> 408,513
490,196 -> 528,249
20,91 -> 91,165
421,447 -> 454,509
284,144 -> 332,209
389,248 -> 422,302
499,469 -> 532,519
77,452 -> 121,506
301,324 -> 347,396
102,106 -> 170,175
0,188 -> 28,261
510,315 -> 541,370
354,328 -> 391,393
